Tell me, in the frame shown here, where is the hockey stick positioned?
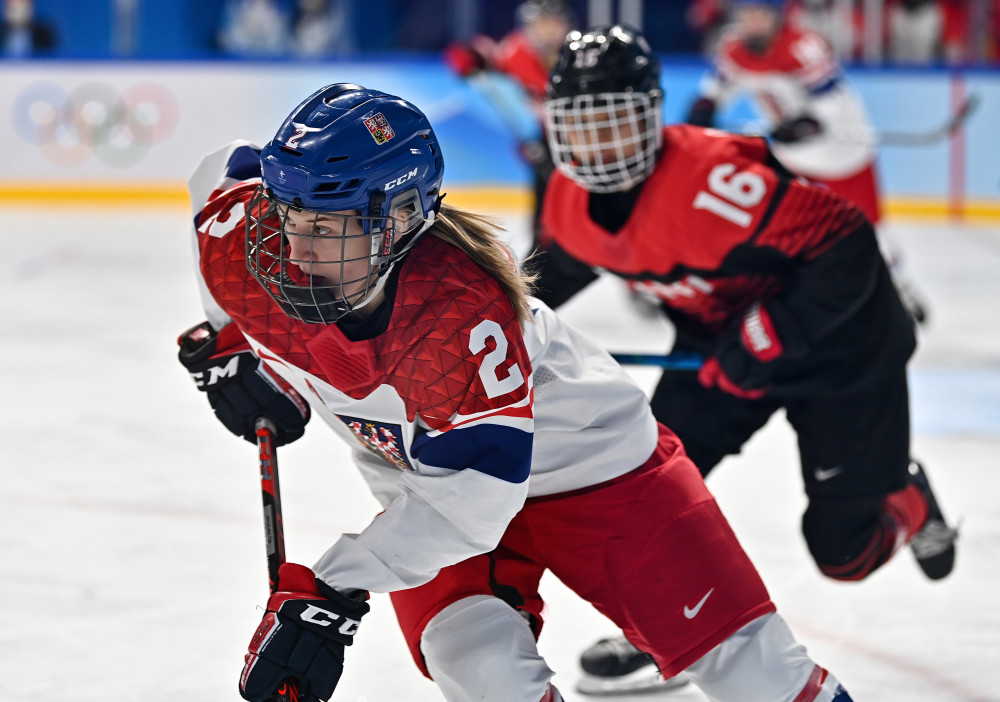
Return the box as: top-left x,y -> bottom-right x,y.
466,72 -> 540,143
875,91 -> 980,147
725,92 -> 980,148
610,351 -> 704,370
254,417 -> 299,702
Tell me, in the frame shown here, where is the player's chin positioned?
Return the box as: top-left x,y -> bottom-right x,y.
303,269 -> 340,288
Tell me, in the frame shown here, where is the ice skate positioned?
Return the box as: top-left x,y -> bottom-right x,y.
908,461 -> 958,580
577,637 -> 690,696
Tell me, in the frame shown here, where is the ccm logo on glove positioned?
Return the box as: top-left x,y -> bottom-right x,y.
240,563 -> 369,702
190,355 -> 241,387
299,604 -> 362,635
178,321 -> 310,446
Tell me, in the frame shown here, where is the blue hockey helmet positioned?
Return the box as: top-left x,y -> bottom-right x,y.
259,83 -> 443,218
247,83 -> 445,324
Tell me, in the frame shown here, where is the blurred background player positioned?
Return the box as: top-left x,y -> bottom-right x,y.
685,0 -> 930,324
887,0 -> 943,64
216,0 -> 290,56
786,0 -> 861,59
289,0 -> 355,58
531,24 -> 958,696
444,0 -> 574,238
179,82 -> 859,702
1,0 -> 56,57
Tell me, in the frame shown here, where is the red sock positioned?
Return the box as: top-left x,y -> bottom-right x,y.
883,482 -> 930,546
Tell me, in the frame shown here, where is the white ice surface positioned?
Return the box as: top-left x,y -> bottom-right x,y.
1,206 -> 997,702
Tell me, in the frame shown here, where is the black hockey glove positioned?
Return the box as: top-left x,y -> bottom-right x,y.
178,321 -> 310,446
699,301 -> 805,399
770,115 -> 823,144
240,563 -> 370,702
685,97 -> 717,128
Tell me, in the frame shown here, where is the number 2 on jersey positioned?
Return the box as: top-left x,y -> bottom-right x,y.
469,319 -> 525,399
693,163 -> 767,228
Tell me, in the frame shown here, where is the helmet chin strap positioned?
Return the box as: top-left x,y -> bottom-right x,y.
346,209 -> 438,316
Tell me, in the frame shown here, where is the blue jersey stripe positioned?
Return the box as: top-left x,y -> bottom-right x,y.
411,423 -> 532,484
808,75 -> 840,95
226,145 -> 262,181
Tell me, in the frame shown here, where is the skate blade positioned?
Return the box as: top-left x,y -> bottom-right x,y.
576,671 -> 691,696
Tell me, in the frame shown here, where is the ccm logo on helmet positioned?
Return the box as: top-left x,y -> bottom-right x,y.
385,168 -> 418,191
299,604 -> 362,635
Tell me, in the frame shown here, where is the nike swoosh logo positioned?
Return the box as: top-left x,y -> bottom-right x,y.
683,588 -> 714,619
815,466 -> 843,482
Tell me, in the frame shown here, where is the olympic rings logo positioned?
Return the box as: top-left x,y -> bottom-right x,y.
12,81 -> 180,168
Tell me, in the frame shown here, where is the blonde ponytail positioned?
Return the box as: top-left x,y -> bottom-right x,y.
428,204 -> 536,325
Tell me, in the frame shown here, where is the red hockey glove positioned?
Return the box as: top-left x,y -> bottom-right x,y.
240,563 -> 370,702
770,115 -> 823,144
698,358 -> 767,400
443,41 -> 488,77
178,321 -> 310,446
700,302 -> 797,399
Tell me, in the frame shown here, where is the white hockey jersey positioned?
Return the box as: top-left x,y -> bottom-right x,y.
187,142 -> 659,595
702,24 -> 876,179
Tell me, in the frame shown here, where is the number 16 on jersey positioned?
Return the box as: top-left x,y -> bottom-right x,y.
693,163 -> 768,228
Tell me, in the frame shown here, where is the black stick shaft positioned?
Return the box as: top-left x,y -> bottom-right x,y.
254,418 -> 299,702
256,418 -> 286,592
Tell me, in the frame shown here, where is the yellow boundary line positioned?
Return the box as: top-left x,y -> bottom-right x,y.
0,182 -> 193,209
1,182 -> 998,223
0,182 -> 536,212
884,198 -> 1000,224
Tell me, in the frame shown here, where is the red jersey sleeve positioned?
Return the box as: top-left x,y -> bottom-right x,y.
491,31 -> 550,100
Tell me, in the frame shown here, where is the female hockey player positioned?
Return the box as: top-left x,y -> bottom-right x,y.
533,24 -> 957,695
178,83 -> 857,702
686,0 -> 929,322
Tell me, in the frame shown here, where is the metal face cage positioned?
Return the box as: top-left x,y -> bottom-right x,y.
545,90 -> 663,193
245,185 -> 426,324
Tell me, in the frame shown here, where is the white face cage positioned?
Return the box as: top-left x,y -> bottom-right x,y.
544,90 -> 663,193
246,185 -> 430,324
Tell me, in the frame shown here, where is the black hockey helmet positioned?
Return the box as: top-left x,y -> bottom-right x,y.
548,24 -> 661,99
544,25 -> 664,193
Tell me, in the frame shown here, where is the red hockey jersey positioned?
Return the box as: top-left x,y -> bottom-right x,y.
537,126 -> 914,395
541,125 -> 866,334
